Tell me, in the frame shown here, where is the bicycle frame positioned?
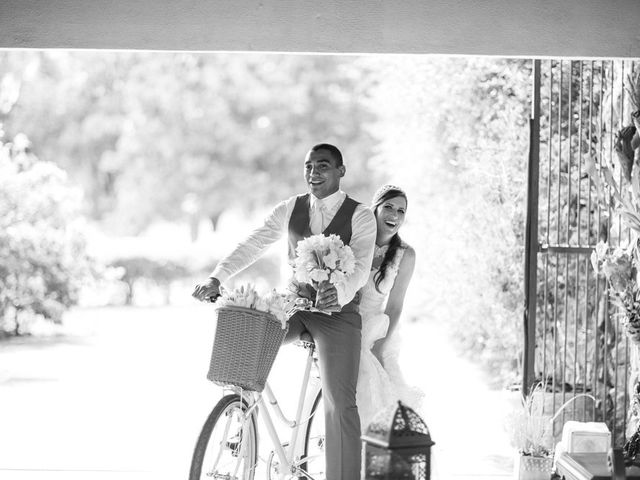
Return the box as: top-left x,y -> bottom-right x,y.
231,341 -> 322,480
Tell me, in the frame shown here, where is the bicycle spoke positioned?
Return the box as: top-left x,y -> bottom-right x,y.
209,411 -> 234,472
232,413 -> 252,478
300,392 -> 325,480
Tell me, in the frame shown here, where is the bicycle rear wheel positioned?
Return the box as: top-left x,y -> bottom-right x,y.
301,391 -> 325,480
189,393 -> 258,480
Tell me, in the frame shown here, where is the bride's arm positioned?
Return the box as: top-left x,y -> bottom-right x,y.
373,246 -> 416,365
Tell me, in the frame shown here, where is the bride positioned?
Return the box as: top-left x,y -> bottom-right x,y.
357,184 -> 424,428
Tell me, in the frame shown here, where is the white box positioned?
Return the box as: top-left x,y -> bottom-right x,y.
561,421 -> 611,454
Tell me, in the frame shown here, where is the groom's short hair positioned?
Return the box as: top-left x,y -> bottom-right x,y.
310,143 -> 343,167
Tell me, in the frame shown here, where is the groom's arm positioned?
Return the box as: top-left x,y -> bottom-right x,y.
210,198 -> 291,284
335,205 -> 376,307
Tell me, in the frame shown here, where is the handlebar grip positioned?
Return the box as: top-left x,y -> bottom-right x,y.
207,293 -> 221,303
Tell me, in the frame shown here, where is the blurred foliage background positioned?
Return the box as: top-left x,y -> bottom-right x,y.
0,51 -> 531,387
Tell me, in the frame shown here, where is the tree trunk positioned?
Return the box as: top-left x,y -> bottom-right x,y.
209,211 -> 222,232
163,284 -> 172,306
189,215 -> 199,242
124,280 -> 134,306
0,299 -> 7,333
13,306 -> 20,336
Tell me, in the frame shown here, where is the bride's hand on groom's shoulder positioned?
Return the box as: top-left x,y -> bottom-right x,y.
192,277 -> 221,302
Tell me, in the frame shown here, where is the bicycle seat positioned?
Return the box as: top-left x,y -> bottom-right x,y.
297,330 -> 315,348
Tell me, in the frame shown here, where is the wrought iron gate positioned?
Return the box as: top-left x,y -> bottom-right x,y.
524,59 -> 639,445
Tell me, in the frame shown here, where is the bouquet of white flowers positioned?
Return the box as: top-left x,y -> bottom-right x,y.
215,284 -> 291,329
293,234 -> 356,311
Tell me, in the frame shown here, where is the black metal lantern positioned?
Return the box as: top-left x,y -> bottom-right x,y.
361,401 -> 435,480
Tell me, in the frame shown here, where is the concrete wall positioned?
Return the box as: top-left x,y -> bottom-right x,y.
0,0 -> 639,58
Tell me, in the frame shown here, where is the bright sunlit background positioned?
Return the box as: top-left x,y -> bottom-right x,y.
0,51 -> 531,479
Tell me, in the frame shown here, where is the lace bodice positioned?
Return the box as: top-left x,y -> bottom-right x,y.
358,243 -> 406,320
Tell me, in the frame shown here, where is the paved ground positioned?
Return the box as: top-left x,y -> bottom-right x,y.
0,304 -> 516,479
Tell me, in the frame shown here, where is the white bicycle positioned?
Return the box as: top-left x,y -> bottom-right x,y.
189,329 -> 325,480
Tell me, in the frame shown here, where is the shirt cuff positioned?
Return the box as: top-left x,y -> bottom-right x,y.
210,268 -> 230,284
335,283 -> 351,307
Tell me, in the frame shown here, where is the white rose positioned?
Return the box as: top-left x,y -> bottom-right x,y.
309,268 -> 329,283
330,270 -> 346,285
323,251 -> 338,269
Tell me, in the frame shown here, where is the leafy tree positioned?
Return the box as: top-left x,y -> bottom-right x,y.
363,56 -> 531,387
0,51 -> 382,236
0,132 -> 94,335
109,257 -> 190,305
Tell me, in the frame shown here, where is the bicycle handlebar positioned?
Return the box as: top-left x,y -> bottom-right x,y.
204,288 -> 336,317
206,293 -> 221,303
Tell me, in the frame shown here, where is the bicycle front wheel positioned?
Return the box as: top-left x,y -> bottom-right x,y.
189,393 -> 258,480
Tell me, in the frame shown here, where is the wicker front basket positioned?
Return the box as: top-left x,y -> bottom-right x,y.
207,305 -> 288,392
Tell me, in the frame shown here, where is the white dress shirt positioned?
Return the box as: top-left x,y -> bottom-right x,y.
211,190 -> 376,307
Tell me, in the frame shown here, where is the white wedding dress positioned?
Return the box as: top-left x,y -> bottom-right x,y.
357,243 -> 425,429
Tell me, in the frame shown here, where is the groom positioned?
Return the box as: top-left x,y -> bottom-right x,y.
192,143 -> 376,480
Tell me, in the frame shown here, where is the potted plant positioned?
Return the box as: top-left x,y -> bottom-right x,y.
506,384 -> 597,480
506,384 -> 554,480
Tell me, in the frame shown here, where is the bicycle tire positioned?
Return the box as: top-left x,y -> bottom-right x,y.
301,391 -> 325,479
189,393 -> 258,480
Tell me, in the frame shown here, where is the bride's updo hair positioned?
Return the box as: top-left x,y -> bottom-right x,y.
371,185 -> 408,293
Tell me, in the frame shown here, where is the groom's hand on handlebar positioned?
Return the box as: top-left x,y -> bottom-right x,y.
316,283 -> 340,312
192,277 -> 222,303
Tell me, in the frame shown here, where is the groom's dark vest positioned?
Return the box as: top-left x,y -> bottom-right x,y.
288,193 -> 361,314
